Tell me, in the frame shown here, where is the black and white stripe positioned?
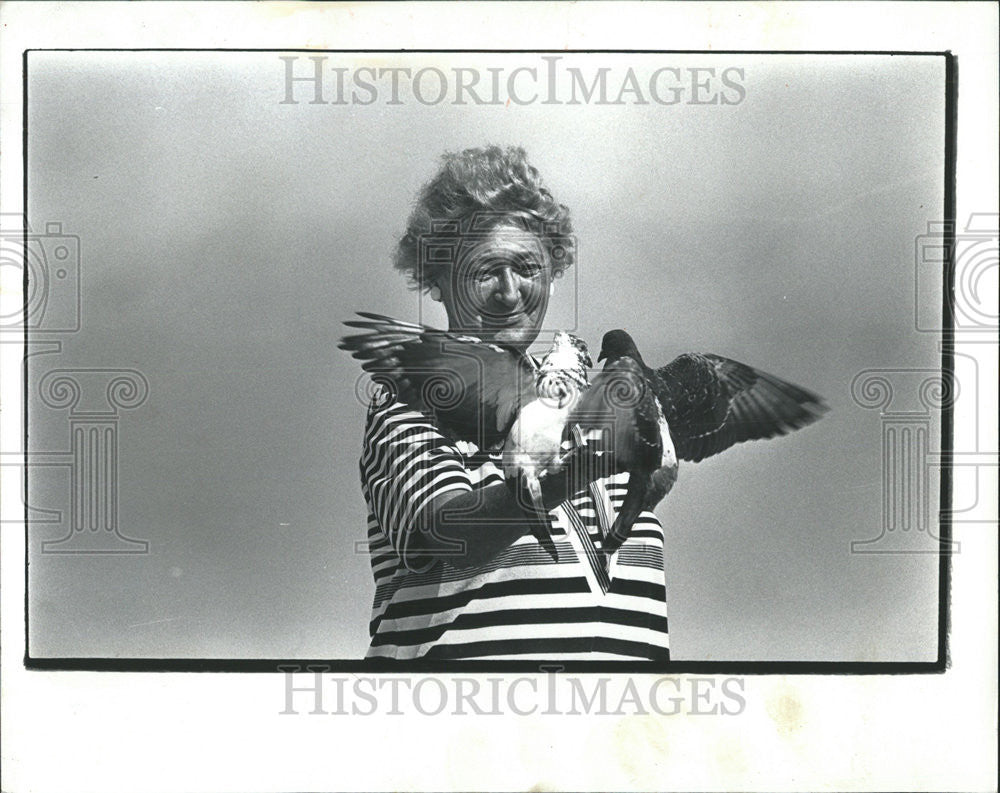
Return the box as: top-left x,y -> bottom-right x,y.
359,390 -> 670,661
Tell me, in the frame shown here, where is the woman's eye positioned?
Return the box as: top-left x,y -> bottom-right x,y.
464,256 -> 544,283
515,254 -> 545,275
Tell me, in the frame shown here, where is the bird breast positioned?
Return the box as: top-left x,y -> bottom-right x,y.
536,372 -> 583,409
503,391 -> 579,478
656,404 -> 678,470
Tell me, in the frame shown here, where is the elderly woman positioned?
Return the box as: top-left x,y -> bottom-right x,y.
360,146 -> 670,661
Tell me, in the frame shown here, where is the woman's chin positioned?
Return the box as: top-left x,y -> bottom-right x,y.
483,324 -> 538,349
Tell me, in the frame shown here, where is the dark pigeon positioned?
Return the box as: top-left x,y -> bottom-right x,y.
572,329 -> 829,554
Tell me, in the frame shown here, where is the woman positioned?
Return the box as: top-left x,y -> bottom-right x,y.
360,145 -> 670,661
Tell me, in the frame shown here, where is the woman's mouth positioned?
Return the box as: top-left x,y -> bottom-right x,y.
482,312 -> 527,328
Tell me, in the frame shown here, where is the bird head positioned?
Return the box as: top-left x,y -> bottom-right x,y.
540,332 -> 592,373
567,333 -> 594,370
598,329 -> 642,365
536,331 -> 591,405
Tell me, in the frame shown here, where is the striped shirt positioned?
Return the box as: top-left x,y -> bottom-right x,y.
359,387 -> 670,661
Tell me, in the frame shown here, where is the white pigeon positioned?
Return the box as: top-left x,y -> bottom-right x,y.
502,331 -> 593,522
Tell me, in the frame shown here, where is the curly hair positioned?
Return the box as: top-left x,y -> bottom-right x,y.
394,145 -> 575,291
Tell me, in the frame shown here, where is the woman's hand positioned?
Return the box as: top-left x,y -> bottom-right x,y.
411,439 -> 612,568
537,438 -> 615,510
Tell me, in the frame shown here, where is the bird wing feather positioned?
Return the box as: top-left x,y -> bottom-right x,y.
339,312 -> 536,449
565,357 -> 663,473
654,352 -> 828,463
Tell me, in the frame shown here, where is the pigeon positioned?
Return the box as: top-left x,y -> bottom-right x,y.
501,330 -> 592,515
339,312 -> 537,450
338,313 -> 595,554
569,329 -> 829,554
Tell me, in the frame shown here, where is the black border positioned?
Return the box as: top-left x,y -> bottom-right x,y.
21,48 -> 957,674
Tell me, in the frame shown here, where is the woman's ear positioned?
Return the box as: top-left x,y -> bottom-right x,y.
429,285 -> 442,302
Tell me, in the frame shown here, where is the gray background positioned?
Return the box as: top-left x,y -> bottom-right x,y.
27,51 -> 945,660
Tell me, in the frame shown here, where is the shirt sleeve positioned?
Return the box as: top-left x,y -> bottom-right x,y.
359,387 -> 475,572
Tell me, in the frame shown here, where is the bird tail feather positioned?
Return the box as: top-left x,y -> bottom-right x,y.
520,472 -> 559,562
604,473 -> 648,556
525,472 -> 544,513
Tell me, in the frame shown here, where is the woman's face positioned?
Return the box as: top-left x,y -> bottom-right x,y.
436,224 -> 553,352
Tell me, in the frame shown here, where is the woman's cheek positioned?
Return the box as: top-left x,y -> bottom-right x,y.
523,280 -> 549,317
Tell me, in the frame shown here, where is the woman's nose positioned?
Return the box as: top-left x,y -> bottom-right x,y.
491,266 -> 521,308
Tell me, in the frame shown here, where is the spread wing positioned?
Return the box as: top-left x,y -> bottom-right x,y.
653,353 -> 828,463
339,312 -> 536,449
565,357 -> 663,475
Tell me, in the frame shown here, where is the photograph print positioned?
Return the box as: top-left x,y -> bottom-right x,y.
21,49 -> 951,665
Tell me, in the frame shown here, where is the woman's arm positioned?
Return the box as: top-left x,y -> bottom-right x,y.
411,445 -> 603,567
414,483 -> 535,568
361,394 -> 614,571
